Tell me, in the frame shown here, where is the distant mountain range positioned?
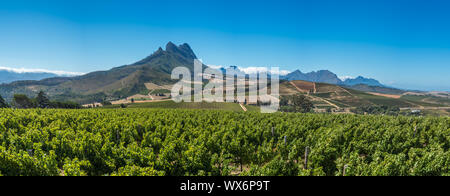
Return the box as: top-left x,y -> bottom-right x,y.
0,42 -> 415,104
0,70 -> 58,84
281,69 -> 385,87
215,66 -> 385,88
341,76 -> 384,87
1,64 -> 385,89
0,66 -> 83,84
282,70 -> 342,84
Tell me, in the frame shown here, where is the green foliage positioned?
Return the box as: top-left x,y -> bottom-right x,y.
150,89 -> 171,95
62,158 -> 91,176
352,105 -> 400,116
51,101 -> 82,109
0,95 -> 8,108
0,145 -> 59,176
111,165 -> 164,176
106,101 -> 250,112
12,93 -> 82,109
13,94 -> 35,108
0,108 -> 447,176
280,94 -> 314,113
102,100 -> 112,106
36,91 -> 51,108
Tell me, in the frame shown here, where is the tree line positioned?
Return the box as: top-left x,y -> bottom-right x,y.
279,94 -> 314,113
0,91 -> 81,109
351,105 -> 401,116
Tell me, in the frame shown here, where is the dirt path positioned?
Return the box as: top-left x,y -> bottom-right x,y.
239,103 -> 248,112
320,98 -> 340,109
367,92 -> 401,99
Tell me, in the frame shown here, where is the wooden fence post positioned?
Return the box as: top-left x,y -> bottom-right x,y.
304,147 -> 309,170
343,165 -> 348,176
413,126 -> 417,137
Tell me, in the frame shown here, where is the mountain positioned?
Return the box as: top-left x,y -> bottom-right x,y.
282,70 -> 388,88
0,42 -> 201,103
58,42 -> 198,94
342,76 -> 384,87
282,70 -> 342,84
0,70 -> 59,84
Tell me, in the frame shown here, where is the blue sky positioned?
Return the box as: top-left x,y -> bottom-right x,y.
0,0 -> 449,91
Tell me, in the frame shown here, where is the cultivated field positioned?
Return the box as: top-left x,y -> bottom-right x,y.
0,108 -> 448,176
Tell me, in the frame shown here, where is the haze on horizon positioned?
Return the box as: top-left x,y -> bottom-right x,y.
0,0 -> 449,91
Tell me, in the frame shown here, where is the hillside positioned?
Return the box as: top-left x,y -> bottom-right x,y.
344,84 -> 405,94
279,80 -> 448,110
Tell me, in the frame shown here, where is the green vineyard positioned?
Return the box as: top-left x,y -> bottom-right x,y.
0,108 -> 448,176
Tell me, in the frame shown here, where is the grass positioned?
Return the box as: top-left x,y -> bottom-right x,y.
401,95 -> 449,107
420,109 -> 450,116
346,89 -> 413,107
346,89 -> 448,108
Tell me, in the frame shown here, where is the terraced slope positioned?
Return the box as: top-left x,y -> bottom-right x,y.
280,80 -> 445,109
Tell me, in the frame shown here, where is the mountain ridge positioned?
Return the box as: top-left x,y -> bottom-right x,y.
342,76 -> 384,87
282,69 -> 385,87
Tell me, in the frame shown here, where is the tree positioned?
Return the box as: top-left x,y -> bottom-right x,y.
13,94 -> 35,108
280,94 -> 314,113
291,94 -> 314,113
351,105 -> 400,116
102,100 -> 112,106
52,101 -> 82,109
0,95 -> 9,108
36,91 -> 51,108
280,96 -> 289,106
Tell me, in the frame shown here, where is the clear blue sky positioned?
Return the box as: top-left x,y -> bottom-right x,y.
0,0 -> 449,91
